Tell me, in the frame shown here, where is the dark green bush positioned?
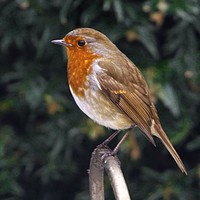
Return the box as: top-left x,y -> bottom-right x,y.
0,0 -> 199,199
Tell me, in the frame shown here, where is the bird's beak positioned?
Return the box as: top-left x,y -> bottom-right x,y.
51,39 -> 72,47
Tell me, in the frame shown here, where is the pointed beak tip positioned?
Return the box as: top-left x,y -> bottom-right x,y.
51,39 -> 64,45
51,39 -> 72,47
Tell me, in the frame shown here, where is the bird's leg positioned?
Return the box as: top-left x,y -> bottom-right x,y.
111,129 -> 131,156
97,129 -> 131,162
98,130 -> 121,148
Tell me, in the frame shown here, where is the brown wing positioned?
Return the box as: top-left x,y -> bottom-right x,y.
97,59 -> 156,145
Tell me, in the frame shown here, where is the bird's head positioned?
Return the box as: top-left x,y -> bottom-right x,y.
51,28 -> 118,58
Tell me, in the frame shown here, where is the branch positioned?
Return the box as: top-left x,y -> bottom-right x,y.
89,147 -> 105,200
89,146 -> 131,200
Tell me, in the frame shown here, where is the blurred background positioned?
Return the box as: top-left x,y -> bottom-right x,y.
0,0 -> 200,199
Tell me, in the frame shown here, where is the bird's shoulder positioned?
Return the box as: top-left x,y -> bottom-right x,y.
97,53 -> 150,101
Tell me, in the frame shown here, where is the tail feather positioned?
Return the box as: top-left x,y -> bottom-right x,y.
151,121 -> 187,175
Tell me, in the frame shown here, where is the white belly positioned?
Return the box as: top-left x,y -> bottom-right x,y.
70,86 -> 133,130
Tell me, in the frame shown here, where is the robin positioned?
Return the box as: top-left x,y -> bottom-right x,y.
52,28 -> 187,174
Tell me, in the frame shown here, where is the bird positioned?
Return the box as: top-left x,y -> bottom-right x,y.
51,27 -> 187,174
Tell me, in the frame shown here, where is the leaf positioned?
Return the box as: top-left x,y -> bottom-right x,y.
137,24 -> 159,59
113,0 -> 124,22
186,136 -> 200,151
158,84 -> 180,117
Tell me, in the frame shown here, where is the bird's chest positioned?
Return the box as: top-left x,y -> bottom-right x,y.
68,65 -> 132,130
67,54 -> 132,129
70,84 -> 107,122
68,59 -> 108,123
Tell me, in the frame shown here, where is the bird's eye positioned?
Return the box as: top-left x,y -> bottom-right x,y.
77,40 -> 86,47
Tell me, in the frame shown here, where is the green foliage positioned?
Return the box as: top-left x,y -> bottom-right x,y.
0,0 -> 199,199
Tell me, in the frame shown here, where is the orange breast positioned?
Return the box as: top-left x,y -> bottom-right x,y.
66,46 -> 100,98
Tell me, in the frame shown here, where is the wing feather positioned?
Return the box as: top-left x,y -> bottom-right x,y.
96,69 -> 155,145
